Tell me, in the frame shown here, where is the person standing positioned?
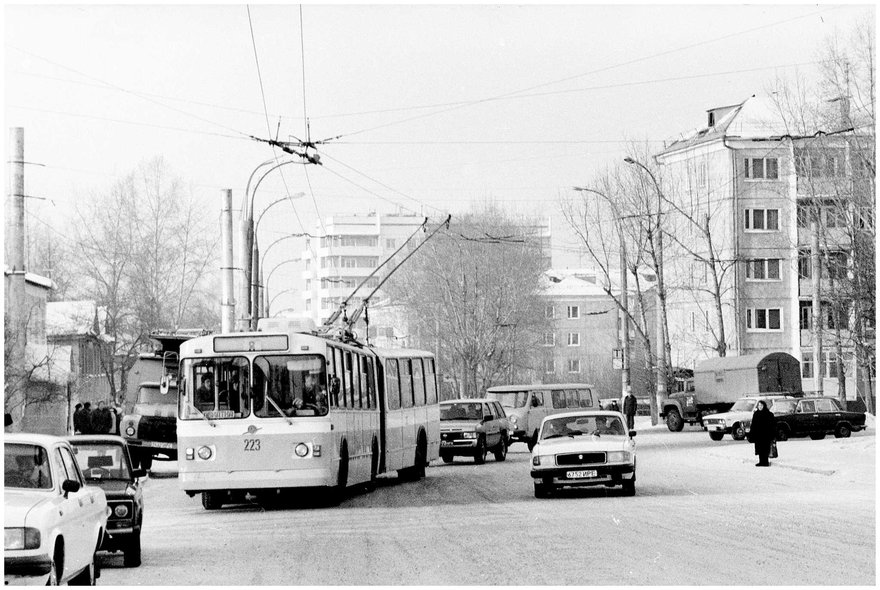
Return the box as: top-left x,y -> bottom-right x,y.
80,402 -> 93,434
91,400 -> 112,434
748,400 -> 776,467
623,388 -> 637,431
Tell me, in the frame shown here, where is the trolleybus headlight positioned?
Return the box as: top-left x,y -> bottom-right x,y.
185,448 -> 195,460
312,444 -> 322,457
197,446 -> 213,460
294,443 -> 309,458
114,504 -> 130,518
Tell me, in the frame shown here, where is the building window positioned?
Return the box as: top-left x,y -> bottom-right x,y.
802,352 -> 814,378
567,358 -> 581,373
567,333 -> 580,346
545,305 -> 555,319
798,249 -> 811,279
745,259 -> 781,281
543,358 -> 555,374
746,308 -> 783,331
567,305 -> 580,319
744,157 -> 779,180
543,333 -> 555,346
744,208 -> 780,231
386,238 -> 396,249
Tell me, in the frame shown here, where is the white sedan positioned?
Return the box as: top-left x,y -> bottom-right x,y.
529,410 -> 637,498
4,433 -> 109,585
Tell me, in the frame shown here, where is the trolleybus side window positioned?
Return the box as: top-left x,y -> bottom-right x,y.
386,359 -> 401,410
424,358 -> 437,404
400,359 -> 414,409
412,359 -> 426,407
362,356 -> 374,409
331,347 -> 344,408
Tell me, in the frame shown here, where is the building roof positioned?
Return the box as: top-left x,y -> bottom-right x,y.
46,301 -> 105,338
658,95 -> 794,156
541,274 -> 609,298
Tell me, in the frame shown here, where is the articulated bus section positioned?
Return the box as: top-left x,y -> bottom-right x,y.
176,320 -> 439,509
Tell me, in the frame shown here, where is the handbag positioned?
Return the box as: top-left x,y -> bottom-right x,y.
769,441 -> 778,459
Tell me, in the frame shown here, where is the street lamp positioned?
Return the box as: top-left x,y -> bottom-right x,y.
572,186 -> 631,400
624,156 -> 669,419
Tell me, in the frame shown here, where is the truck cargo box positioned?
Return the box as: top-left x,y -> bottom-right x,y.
693,352 -> 802,404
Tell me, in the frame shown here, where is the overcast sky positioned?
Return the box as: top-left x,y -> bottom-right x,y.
4,3 -> 874,310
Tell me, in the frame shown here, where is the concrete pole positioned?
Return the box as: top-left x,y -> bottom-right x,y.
7,128 -> 27,429
250,241 -> 260,330
220,189 -> 235,333
811,220 -> 823,395
237,215 -> 252,332
620,241 -> 631,399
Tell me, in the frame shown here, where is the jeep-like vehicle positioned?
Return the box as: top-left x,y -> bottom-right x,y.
120,330 -> 209,470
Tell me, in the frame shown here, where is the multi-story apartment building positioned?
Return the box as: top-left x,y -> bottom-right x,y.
540,269 -> 651,401
655,95 -> 873,405
299,212 -> 427,341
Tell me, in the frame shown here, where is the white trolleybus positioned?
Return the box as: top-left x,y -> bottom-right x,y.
177,318 -> 440,509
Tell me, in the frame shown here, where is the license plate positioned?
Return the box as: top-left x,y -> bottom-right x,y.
566,470 -> 598,479
145,441 -> 174,449
440,441 -> 453,447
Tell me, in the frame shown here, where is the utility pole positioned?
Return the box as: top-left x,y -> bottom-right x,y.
6,127 -> 27,429
811,219 -> 823,395
619,242 -> 631,399
220,189 -> 235,334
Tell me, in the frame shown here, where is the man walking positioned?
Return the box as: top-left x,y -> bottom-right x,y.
623,388 -> 637,431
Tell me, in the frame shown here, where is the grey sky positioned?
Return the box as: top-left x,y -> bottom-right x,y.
4,3 -> 874,297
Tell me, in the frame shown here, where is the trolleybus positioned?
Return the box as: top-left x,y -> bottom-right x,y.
176,318 -> 440,509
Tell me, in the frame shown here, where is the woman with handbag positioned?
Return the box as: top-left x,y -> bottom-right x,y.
748,400 -> 777,467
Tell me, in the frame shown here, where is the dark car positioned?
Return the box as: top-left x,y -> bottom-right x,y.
439,399 -> 510,463
67,435 -> 146,567
772,397 -> 867,441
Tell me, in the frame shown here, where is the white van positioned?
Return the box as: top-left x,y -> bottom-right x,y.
485,384 -> 596,450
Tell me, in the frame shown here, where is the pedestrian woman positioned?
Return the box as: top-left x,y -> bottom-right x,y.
748,400 -> 776,467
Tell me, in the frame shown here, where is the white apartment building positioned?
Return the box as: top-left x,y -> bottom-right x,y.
655,95 -> 873,405
299,212 -> 427,343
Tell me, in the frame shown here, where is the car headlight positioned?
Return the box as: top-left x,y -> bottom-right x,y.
606,451 -> 632,463
294,443 -> 309,457
462,432 -> 478,439
4,527 -> 41,550
114,504 -> 130,518
197,446 -> 213,460
507,415 -> 517,425
125,425 -> 136,436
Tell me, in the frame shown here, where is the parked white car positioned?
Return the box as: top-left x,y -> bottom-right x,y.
702,395 -> 795,441
529,410 -> 636,498
4,433 -> 109,585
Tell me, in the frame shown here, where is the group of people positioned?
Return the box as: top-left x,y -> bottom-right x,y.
73,400 -> 120,435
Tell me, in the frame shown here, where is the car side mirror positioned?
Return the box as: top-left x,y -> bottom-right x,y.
132,468 -> 147,479
61,479 -> 81,497
628,430 -> 637,437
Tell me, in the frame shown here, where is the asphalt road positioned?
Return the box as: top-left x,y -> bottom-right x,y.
99,425 -> 875,586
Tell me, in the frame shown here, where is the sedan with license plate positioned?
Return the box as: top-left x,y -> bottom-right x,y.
4,433 -> 109,585
773,397 -> 867,440
439,399 -> 510,464
702,395 -> 795,441
530,410 -> 636,498
67,435 -> 146,567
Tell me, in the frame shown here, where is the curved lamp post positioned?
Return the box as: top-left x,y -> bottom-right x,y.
623,156 -> 669,413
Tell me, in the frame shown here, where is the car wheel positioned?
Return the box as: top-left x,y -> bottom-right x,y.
665,408 -> 684,432
709,431 -> 724,441
68,553 -> 96,586
776,425 -> 789,442
534,482 -> 551,498
201,491 -> 224,510
835,424 -> 852,438
526,431 -> 538,452
441,453 -> 453,464
474,437 -> 487,464
809,432 -> 826,440
123,532 -> 142,567
622,476 -> 636,497
493,434 -> 508,462
731,423 -> 747,441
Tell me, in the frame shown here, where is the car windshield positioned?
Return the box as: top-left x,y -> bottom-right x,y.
540,415 -> 625,440
771,400 -> 797,414
440,402 -> 484,421
730,399 -> 757,412
4,443 -> 52,489
137,384 -> 177,406
71,443 -> 132,481
486,391 -> 529,408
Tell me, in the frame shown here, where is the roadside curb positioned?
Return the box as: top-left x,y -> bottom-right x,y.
707,452 -> 838,476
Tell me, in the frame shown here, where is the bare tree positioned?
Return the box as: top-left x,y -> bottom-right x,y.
387,207 -> 550,398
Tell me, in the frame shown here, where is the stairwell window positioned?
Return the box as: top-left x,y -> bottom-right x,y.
746,308 -> 783,332
543,333 -> 556,346
567,333 -> 580,346
567,305 -> 580,319
744,208 -> 780,232
745,259 -> 781,281
744,157 -> 779,180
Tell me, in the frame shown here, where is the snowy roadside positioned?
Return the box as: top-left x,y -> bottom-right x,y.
633,415 -> 875,478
